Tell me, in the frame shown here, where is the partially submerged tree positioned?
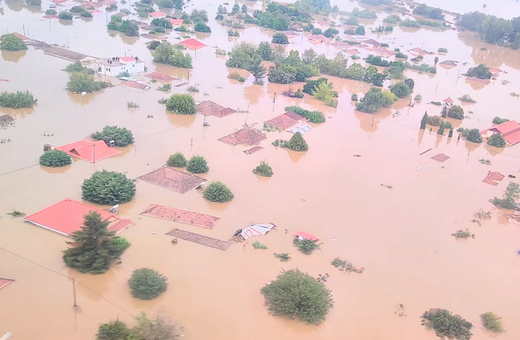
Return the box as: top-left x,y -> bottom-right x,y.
97,313 -> 178,340
39,149 -> 72,167
491,182 -> 520,210
465,64 -> 492,79
420,112 -> 428,129
261,269 -> 333,324
437,121 -> 445,135
82,170 -> 136,205
480,312 -> 504,333
247,56 -> 266,84
487,133 -> 506,148
390,81 -> 411,98
272,32 -> 289,44
66,72 -> 107,93
421,309 -> 472,340
165,94 -> 196,114
63,212 -> 131,274
128,268 -> 168,300
91,126 -> 134,147
356,88 -> 397,113
186,155 -> 209,173
253,161 -> 273,177
153,42 -> 193,68
286,132 -> 308,151
167,152 -> 187,167
203,182 -> 234,202
448,105 -> 465,120
0,91 -> 36,108
0,33 -> 28,51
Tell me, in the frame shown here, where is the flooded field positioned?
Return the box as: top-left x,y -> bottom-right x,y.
1,0 -> 520,339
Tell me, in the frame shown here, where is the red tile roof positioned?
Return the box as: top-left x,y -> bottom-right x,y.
146,72 -> 176,82
309,34 -> 329,42
219,128 -> 266,146
482,171 -> 505,186
123,81 -> 151,91
444,97 -> 454,103
180,38 -> 207,50
431,153 -> 450,162
284,111 -> 305,121
138,167 -> 206,193
14,32 -> 30,41
295,231 -> 318,241
0,277 -> 14,290
488,67 -> 502,73
119,57 -> 135,62
503,130 -> 520,145
265,114 -> 299,130
166,228 -> 233,250
24,199 -> 132,236
244,146 -> 263,155
55,139 -> 121,163
141,204 -> 220,229
197,100 -> 236,118
150,11 -> 166,18
344,49 -> 360,55
489,121 -> 520,135
168,19 -> 184,25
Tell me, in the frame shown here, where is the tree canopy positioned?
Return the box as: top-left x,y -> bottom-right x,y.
421,309 -> 472,340
272,33 -> 289,45
487,133 -> 506,148
0,33 -> 28,51
465,64 -> 492,79
91,126 -> 134,147
39,150 -> 72,167
66,73 -> 107,93
153,42 -> 193,68
165,94 -> 196,114
356,88 -> 397,113
128,268 -> 168,300
186,155 -> 209,173
203,182 -> 234,202
82,170 -> 136,205
390,81 -> 411,98
459,12 -> 520,48
448,105 -> 465,120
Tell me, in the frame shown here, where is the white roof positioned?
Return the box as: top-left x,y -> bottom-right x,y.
287,124 -> 312,135
240,224 -> 275,240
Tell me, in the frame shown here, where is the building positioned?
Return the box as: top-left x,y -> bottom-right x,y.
95,57 -> 145,77
481,121 -> 520,145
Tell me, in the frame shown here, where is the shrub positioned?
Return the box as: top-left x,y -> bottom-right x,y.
438,47 -> 448,53
58,11 -> 73,20
187,85 -> 199,92
395,52 -> 408,59
286,132 -> 308,151
448,105 -> 464,120
351,94 -> 358,101
390,81 -> 411,98
167,152 -> 187,167
421,309 -> 472,340
492,116 -> 509,124
91,126 -> 134,147
459,94 -> 476,103
40,150 -> 72,167
427,115 -> 442,126
66,72 -> 107,93
81,170 -> 136,205
165,94 -> 196,114
45,9 -> 57,15
252,241 -> 267,249
228,29 -> 240,37
293,238 -> 319,254
414,94 -> 422,101
96,321 -> 130,340
451,229 -> 474,239
272,33 -> 289,44
0,91 -> 36,108
487,133 -> 506,148
0,33 -> 28,51
203,182 -> 234,202
128,268 -> 168,300
466,128 -> 482,143
64,61 -> 94,74
186,155 -> 209,174
480,312 -> 504,333
273,253 -> 291,261
194,22 -> 211,33
253,162 -> 273,177
306,111 -> 326,123
261,269 -> 333,324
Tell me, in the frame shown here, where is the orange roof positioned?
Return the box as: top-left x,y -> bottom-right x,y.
150,11 -> 166,18
295,231 -> 318,241
197,100 -> 236,118
489,120 -> 520,135
119,57 -> 135,62
265,114 -> 299,130
13,32 -> 30,41
444,97 -> 453,103
168,19 -> 183,25
488,67 -> 502,73
482,172 -> 505,186
284,111 -> 305,121
24,199 -> 132,236
146,72 -> 176,82
55,139 -> 121,163
180,38 -> 206,50
309,34 -> 328,42
141,204 -> 220,229
219,128 -> 267,146
138,167 -> 206,193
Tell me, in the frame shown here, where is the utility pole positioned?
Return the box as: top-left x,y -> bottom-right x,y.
72,278 -> 77,307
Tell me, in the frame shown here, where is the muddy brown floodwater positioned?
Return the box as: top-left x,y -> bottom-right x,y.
1,0 -> 520,339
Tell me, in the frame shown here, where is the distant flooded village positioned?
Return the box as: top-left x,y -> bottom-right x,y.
1,0 -> 520,339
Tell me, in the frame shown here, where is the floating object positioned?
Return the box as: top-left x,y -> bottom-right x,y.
419,148 -> 432,155
441,164 -> 445,168
416,165 -> 423,171
353,154 -> 361,157
0,277 -> 14,291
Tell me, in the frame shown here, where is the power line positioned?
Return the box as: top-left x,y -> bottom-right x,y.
0,246 -> 134,317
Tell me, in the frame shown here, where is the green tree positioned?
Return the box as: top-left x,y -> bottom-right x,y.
247,56 -> 266,83
421,309 -> 473,340
172,0 -> 184,9
91,126 -> 134,147
302,49 -> 318,64
480,312 -> 504,333
203,182 -> 234,202
466,128 -> 482,143
96,321 -> 130,340
390,81 -> 411,98
388,61 -> 405,79
0,91 -> 36,108
167,152 -> 187,167
0,33 -> 28,51
194,22 -> 211,33
448,128 -> 453,137
355,25 -> 366,35
345,16 -> 358,25
165,94 -> 196,114
420,112 -> 428,129
434,56 -> 439,65
268,64 -> 297,84
448,105 -> 465,120
186,155 -> 209,173
312,81 -> 335,105
151,18 -> 173,29
437,121 -> 445,135
64,61 -> 95,74
253,162 -> 273,177
226,42 -> 259,69
404,78 -> 415,91
58,11 -> 73,20
286,132 -> 308,151
63,212 -> 131,274
465,64 -> 492,79
82,170 -> 136,205
261,269 -> 333,324
190,9 -> 208,22
217,4 -> 227,14
241,4 -> 247,13
356,88 -> 396,113
157,0 -> 174,8
153,43 -> 193,68
257,41 -> 273,61
39,150 -> 72,167
66,72 -> 106,93
487,133 -> 506,147
132,313 -> 178,339
306,111 -> 326,123
128,268 -> 168,300
272,33 -> 289,44
272,17 -> 289,31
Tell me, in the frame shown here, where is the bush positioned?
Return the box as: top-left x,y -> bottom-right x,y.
252,241 -> 267,249
253,162 -> 273,177
448,105 -> 464,120
203,182 -> 234,202
459,94 -> 476,103
272,33 -> 289,45
186,155 -> 209,173
351,94 -> 358,101
421,309 -> 472,340
128,268 -> 168,300
40,150 -> 72,167
427,115 -> 442,126
400,19 -> 420,27
96,321 -> 130,340
293,238 -> 319,254
0,91 -> 36,108
487,133 -> 506,148
390,81 -> 411,98
81,170 -> 136,205
286,132 -> 308,151
66,72 -> 107,93
165,94 -> 196,114
167,152 -> 187,167
194,22 -> 211,33
91,126 -> 134,147
438,47 -> 448,53
261,269 -> 333,324
466,128 -> 482,143
465,64 -> 492,79
45,9 -> 57,15
492,116 -> 509,124
480,312 -> 504,333
58,11 -> 73,20
0,33 -> 28,51
306,111 -> 326,123
64,61 -> 94,74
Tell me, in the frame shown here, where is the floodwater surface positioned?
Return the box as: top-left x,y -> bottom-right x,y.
1,1 -> 520,340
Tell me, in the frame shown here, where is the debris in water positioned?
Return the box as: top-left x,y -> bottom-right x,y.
416,165 -> 423,171
380,184 -> 393,189
395,303 -> 406,317
330,257 -> 364,273
353,154 -> 361,157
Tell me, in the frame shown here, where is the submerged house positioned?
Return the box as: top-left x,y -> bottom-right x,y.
481,121 -> 520,145
95,57 -> 145,77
